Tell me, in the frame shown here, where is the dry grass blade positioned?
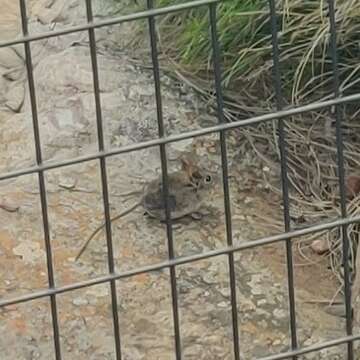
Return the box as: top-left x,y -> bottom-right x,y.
127,0 -> 360,295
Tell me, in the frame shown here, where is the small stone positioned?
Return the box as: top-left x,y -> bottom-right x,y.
72,297 -> 88,306
244,197 -> 253,204
59,176 -> 77,190
178,283 -> 191,294
235,214 -> 246,221
217,301 -> 229,308
273,308 -> 287,319
257,308 -> 270,317
259,319 -> 268,329
257,299 -> 267,306
248,274 -> 264,295
240,298 -> 256,312
219,287 -> 231,298
310,239 -> 329,255
325,304 -> 346,317
5,82 -> 25,112
3,67 -> 24,81
304,338 -> 314,347
0,47 -> 24,68
202,273 -> 217,284
250,286 -> 263,296
0,202 -> 19,212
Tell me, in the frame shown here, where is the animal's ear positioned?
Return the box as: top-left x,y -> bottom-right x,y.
180,153 -> 194,172
180,153 -> 203,183
179,154 -> 197,181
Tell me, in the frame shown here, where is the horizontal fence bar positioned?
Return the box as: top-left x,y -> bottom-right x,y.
1,214 -> 360,308
0,0 -> 218,49
259,335 -> 360,360
1,92 -> 360,183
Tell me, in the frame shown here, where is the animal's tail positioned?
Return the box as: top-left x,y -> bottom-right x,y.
75,202 -> 141,261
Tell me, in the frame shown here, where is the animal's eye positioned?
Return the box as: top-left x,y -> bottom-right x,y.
205,175 -> 212,183
192,171 -> 203,180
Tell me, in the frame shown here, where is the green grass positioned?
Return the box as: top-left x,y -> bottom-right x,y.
111,0 -> 360,283
149,0 -> 360,105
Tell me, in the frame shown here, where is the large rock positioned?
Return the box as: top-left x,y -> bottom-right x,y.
0,0 -> 21,41
16,43 -> 198,169
5,81 -> 25,112
0,47 -> 24,69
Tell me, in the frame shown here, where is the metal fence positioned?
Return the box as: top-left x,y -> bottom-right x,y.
1,0 -> 360,359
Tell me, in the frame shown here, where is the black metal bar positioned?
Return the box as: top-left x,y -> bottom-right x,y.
18,1 -> 62,359
146,0 -> 181,358
327,0 -> 353,358
84,1 -> 122,358
2,214 -> 360,308
258,335 -> 360,360
0,0 -> 219,49
268,0 -> 297,356
209,4 -> 240,359
1,93 -> 360,183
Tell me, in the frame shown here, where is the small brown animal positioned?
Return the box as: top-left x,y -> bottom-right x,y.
75,154 -> 214,261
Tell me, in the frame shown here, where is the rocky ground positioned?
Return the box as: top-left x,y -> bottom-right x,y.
0,1 -> 354,359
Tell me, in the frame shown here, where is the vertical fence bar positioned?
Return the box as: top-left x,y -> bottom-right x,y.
84,1 -> 122,359
18,1 -> 62,359
209,4 -> 240,360
267,0 -> 298,357
327,0 -> 353,358
146,1 -> 182,359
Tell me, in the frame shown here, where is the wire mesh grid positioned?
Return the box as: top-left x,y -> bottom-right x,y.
1,0 -> 360,359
